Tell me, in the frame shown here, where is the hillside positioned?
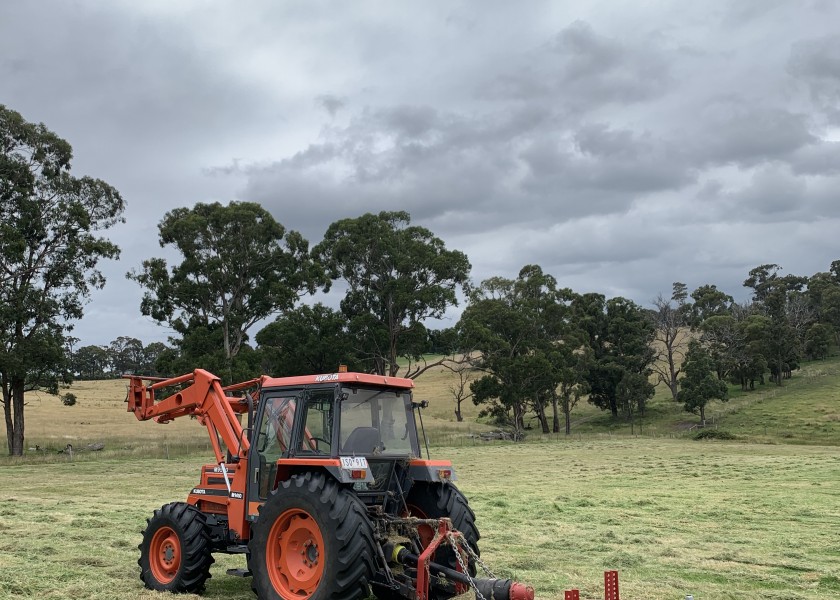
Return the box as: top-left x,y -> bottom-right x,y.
4,354 -> 839,460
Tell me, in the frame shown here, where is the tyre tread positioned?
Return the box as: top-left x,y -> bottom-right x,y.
249,472 -> 376,600
138,501 -> 215,593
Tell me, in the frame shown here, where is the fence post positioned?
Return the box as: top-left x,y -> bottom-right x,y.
604,570 -> 619,600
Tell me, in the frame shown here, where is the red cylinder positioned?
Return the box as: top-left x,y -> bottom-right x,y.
509,582 -> 535,600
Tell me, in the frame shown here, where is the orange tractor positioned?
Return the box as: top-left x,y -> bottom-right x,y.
126,368 -> 536,600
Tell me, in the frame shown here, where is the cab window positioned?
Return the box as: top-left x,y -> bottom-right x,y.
298,390 -> 334,454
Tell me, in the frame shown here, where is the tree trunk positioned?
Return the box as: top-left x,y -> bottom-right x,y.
700,405 -> 706,426
776,352 -> 783,386
535,398 -> 550,434
513,401 -> 525,437
667,353 -> 679,401
388,324 -> 400,377
551,394 -> 560,433
563,401 -> 571,435
373,356 -> 386,376
3,384 -> 13,456
9,379 -> 25,456
454,404 -> 463,422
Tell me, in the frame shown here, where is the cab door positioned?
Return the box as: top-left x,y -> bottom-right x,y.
249,392 -> 300,503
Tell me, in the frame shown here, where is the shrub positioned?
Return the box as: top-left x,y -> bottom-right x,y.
61,393 -> 77,407
693,429 -> 736,440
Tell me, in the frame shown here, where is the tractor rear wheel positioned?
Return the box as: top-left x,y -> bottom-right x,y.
249,472 -> 376,600
404,482 -> 480,599
138,502 -> 214,593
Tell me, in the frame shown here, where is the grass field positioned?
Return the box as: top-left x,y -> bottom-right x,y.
2,361 -> 839,599
10,353 -> 840,456
0,440 -> 838,600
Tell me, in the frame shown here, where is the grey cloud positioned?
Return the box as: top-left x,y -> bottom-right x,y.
482,21 -> 671,111
788,34 -> 840,98
722,0 -> 787,26
788,33 -> 840,123
316,95 -> 347,117
727,167 -> 808,217
790,141 -> 840,176
806,175 -> 840,218
243,101 -> 701,245
690,102 -> 815,166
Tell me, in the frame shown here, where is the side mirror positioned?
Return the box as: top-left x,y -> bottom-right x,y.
411,400 -> 429,409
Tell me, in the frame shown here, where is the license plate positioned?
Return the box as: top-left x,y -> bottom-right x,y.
340,456 -> 369,469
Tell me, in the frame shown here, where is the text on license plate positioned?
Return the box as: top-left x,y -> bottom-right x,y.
340,456 -> 369,469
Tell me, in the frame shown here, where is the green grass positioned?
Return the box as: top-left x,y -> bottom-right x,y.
511,354 -> 840,446
0,440 -> 838,600
715,358 -> 840,445
3,356 -> 840,599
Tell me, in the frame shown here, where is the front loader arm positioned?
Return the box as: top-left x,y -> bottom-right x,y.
125,369 -> 265,464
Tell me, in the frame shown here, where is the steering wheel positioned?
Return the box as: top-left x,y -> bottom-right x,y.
309,436 -> 330,451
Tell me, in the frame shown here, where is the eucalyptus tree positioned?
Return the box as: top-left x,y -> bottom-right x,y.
459,265 -> 581,435
743,265 -> 807,385
256,303 -> 363,376
0,105 -> 124,455
129,201 -> 324,378
313,211 -> 470,377
689,284 -> 733,325
678,340 -> 729,425
573,294 -> 656,419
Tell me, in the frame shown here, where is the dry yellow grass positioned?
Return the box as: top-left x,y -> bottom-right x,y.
7,364 -> 491,458
17,379 -> 209,456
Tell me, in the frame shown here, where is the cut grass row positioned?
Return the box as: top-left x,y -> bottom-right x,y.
0,439 -> 837,600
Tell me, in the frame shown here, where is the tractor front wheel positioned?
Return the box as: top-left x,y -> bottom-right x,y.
138,502 -> 214,593
249,472 -> 376,600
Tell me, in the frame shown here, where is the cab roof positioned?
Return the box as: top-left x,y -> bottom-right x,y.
261,372 -> 414,390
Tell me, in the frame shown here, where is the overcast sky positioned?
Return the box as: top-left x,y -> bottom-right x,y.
2,1 -> 840,347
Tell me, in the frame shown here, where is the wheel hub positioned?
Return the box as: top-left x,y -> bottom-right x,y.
149,526 -> 181,584
267,509 -> 326,598
305,542 -> 319,564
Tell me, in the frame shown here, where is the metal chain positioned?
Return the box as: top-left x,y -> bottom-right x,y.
448,530 -> 496,578
447,531 -> 486,600
446,530 -> 502,600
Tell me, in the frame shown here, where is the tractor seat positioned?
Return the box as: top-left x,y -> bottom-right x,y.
342,426 -> 381,454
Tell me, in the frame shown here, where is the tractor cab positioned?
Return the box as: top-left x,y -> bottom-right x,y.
248,372 -> 430,513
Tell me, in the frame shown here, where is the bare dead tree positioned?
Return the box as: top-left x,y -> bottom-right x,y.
651,286 -> 692,400
445,358 -> 476,422
786,293 -> 815,357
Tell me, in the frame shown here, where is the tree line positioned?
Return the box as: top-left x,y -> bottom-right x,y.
3,106 -> 838,455
68,336 -> 168,379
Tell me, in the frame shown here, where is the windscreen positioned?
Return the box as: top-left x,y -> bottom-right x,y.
340,387 -> 417,456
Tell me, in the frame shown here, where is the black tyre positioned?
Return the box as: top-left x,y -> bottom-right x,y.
404,482 -> 480,598
138,501 -> 214,593
248,472 -> 376,600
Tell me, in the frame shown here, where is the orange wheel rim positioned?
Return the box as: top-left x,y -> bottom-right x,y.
406,504 -> 434,549
266,508 -> 325,598
407,504 -> 468,594
149,526 -> 181,584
